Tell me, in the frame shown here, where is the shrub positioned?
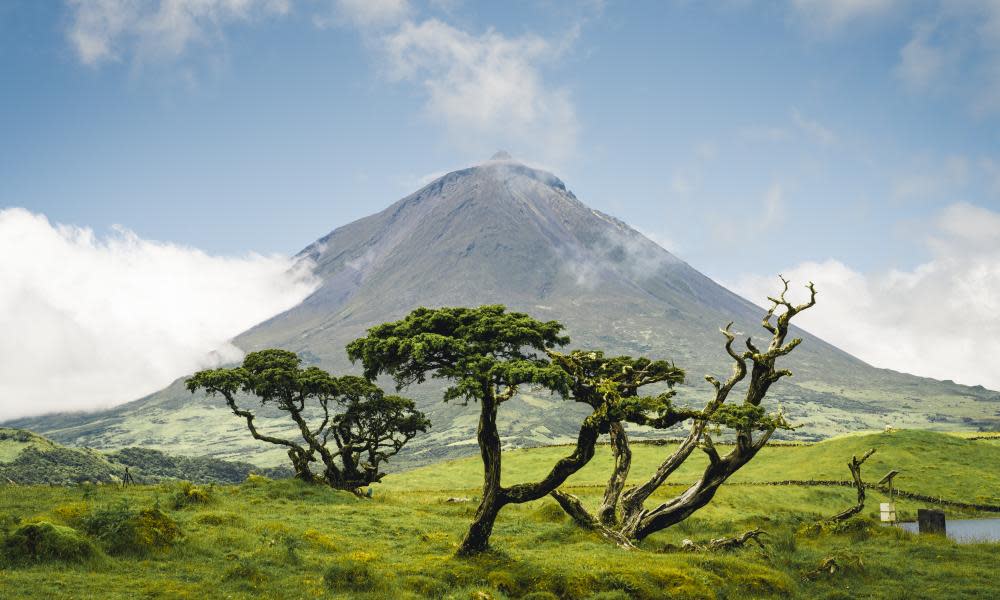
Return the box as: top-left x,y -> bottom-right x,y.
170,481 -> 212,509
244,473 -> 270,485
1,521 -> 100,565
80,501 -> 181,556
51,501 -> 90,525
0,513 -> 19,536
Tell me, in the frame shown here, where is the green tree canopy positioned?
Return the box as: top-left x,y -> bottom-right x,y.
348,305 -> 688,554
187,349 -> 429,492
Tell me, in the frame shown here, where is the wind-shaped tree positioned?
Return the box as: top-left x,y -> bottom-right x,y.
551,278 -> 816,544
346,305 -> 691,555
186,349 -> 429,493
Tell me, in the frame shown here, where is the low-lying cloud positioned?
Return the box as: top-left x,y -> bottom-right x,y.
0,208 -> 319,421
730,202 -> 1000,390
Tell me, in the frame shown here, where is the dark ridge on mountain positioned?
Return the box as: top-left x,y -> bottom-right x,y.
9,155 -> 998,469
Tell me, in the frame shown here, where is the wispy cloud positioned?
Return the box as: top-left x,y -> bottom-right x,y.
67,0 -> 291,66
380,19 -> 580,163
791,109 -> 837,145
730,202 -> 1000,390
789,0 -> 897,32
0,208 -> 319,420
787,0 -> 1000,117
315,0 -> 412,29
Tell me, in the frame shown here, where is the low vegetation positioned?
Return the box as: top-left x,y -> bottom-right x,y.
0,428 -> 291,486
0,430 -> 996,598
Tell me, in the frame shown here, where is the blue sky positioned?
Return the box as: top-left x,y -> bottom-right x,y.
2,1 -> 1000,417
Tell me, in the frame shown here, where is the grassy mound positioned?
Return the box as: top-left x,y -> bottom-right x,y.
79,501 -> 181,556
1,521 -> 100,565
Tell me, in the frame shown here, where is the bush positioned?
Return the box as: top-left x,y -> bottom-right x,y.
170,481 -> 213,509
80,501 -> 181,556
1,521 -> 101,565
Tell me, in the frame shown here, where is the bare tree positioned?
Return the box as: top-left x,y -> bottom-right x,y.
828,448 -> 876,522
552,278 -> 817,544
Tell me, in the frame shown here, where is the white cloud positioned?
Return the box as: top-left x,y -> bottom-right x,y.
762,182 -> 786,228
729,202 -> 1000,390
0,209 -> 319,420
317,0 -> 411,29
66,0 -> 291,65
791,110 -> 837,145
895,23 -> 953,90
381,19 -> 579,162
789,0 -> 896,31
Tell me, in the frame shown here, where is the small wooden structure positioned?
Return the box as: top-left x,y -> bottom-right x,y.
918,509 -> 946,535
878,470 -> 900,523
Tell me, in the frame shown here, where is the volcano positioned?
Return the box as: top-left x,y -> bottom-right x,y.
12,155 -> 998,466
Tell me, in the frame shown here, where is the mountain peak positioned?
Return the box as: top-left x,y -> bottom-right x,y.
489,150 -> 513,161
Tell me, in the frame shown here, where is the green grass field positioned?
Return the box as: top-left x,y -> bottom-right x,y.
0,430 -> 997,599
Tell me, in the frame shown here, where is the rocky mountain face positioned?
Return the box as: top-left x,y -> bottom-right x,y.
10,156 -> 999,468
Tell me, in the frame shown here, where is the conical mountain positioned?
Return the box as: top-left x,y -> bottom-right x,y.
12,156 -> 998,467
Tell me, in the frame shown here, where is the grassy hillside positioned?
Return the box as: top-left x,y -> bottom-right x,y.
0,430 -> 997,599
386,430 -> 1000,505
0,429 -> 289,485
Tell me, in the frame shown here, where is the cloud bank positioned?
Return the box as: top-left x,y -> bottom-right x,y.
730,202 -> 1000,390
0,209 -> 319,421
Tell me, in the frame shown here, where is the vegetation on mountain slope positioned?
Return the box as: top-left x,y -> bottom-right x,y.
0,429 -> 289,485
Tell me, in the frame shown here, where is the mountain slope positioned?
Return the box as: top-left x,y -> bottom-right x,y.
0,428 -> 289,485
9,156 -> 999,467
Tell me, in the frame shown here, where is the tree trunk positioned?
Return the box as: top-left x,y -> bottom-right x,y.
828,449 -> 875,522
597,422 -> 631,526
288,449 -> 314,482
458,393 -> 505,556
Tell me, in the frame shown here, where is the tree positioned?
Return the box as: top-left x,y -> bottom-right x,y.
186,349 -> 430,493
828,448 -> 876,522
346,305 -> 691,555
551,278 -> 816,544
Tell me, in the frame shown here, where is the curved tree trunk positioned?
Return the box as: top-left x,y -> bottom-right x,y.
458,393 -> 505,555
597,422 -> 632,527
828,448 -> 876,522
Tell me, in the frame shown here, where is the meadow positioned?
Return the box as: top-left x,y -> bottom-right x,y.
0,430 -> 997,599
